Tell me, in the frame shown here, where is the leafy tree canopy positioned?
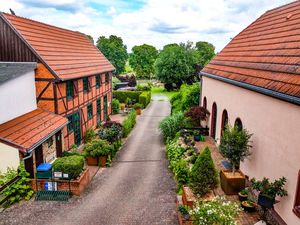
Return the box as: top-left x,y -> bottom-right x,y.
219,125 -> 252,174
96,35 -> 128,74
195,41 -> 215,66
86,34 -> 94,44
129,44 -> 158,79
154,43 -> 200,87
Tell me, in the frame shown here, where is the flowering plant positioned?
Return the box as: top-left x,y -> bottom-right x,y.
190,196 -> 242,225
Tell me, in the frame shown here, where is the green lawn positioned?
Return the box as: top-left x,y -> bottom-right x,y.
151,87 -> 178,99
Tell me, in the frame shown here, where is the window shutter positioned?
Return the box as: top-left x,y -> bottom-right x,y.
73,80 -> 78,97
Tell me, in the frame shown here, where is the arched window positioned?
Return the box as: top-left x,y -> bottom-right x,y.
221,110 -> 228,136
210,102 -> 217,139
235,118 -> 243,131
203,97 -> 207,109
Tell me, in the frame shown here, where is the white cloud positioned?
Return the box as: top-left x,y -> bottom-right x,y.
0,0 -> 295,51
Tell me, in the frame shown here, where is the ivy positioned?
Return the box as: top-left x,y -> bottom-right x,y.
1,163 -> 34,207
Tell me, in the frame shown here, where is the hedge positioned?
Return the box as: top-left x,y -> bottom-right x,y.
113,91 -> 142,103
123,110 -> 137,137
139,91 -> 151,108
52,155 -> 85,179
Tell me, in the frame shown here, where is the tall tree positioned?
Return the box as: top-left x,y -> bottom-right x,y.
96,35 -> 128,74
86,34 -> 94,44
129,44 -> 158,79
154,43 -> 200,88
195,41 -> 215,66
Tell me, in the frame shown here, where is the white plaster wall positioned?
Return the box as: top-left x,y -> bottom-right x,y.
0,143 -> 20,172
0,70 -> 36,124
202,76 -> 300,225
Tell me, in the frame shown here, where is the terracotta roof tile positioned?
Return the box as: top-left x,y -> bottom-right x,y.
202,0 -> 300,98
1,13 -> 115,80
0,109 -> 68,152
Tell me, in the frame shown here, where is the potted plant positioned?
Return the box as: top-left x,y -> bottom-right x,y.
219,125 -> 253,194
241,200 -> 257,212
193,130 -> 201,142
178,204 -> 190,220
251,177 -> 288,209
238,188 -> 249,201
83,139 -> 113,167
133,103 -> 143,115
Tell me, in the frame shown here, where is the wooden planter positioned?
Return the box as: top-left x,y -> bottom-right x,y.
32,168 -> 90,196
135,108 -> 141,115
177,211 -> 193,225
220,169 -> 246,195
86,156 -> 107,167
182,186 -> 196,209
86,156 -> 98,166
99,156 -> 107,167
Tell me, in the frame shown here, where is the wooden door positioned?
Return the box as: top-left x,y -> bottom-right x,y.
104,95 -> 108,121
35,145 -> 43,166
73,111 -> 81,146
55,131 -> 63,157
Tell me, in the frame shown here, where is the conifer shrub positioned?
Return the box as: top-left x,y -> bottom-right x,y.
190,147 -> 218,196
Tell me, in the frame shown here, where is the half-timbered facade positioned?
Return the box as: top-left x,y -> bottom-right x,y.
0,13 -> 115,149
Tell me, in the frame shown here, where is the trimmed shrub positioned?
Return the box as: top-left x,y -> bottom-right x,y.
62,151 -> 82,157
136,83 -> 152,91
139,91 -> 151,108
113,91 -> 142,103
83,139 -> 113,157
112,99 -> 120,114
122,110 -> 137,137
159,113 -> 184,141
190,147 -> 218,196
52,155 -> 85,179
173,158 -> 190,185
84,127 -> 96,143
98,123 -> 123,143
171,83 -> 200,113
133,103 -> 143,110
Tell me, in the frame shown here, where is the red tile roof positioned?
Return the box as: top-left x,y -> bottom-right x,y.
202,1 -> 300,99
0,109 -> 68,153
1,13 -> 115,81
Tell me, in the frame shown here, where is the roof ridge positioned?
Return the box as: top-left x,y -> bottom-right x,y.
265,0 -> 299,14
1,12 -> 84,36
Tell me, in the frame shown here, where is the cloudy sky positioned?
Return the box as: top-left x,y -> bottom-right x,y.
0,0 -> 295,52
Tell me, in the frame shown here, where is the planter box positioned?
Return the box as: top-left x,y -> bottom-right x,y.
177,211 -> 193,225
99,156 -> 107,167
32,168 -> 90,196
135,108 -> 141,115
182,186 -> 196,209
86,156 -> 98,166
86,156 -> 107,167
220,169 -> 245,195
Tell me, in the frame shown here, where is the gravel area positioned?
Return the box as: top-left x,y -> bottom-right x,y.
0,97 -> 178,225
